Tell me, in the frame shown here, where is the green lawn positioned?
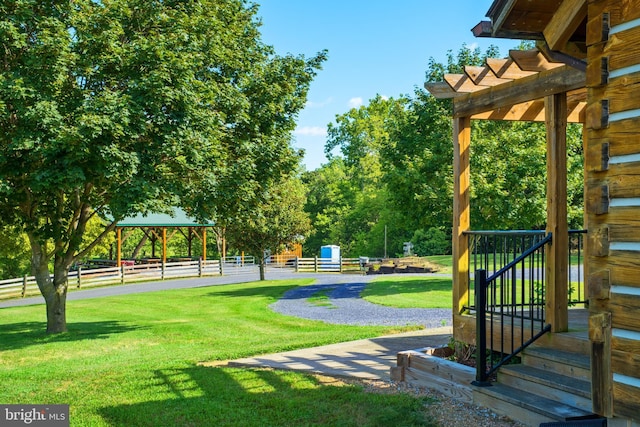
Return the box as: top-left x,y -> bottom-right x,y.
0,279 -> 436,426
362,276 -> 453,309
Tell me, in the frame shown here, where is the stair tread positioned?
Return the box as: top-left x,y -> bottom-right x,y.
475,383 -> 595,421
500,365 -> 591,398
525,346 -> 590,369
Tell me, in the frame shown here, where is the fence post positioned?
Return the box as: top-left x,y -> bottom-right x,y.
22,275 -> 27,297
77,265 -> 82,288
161,260 -> 166,280
472,269 -> 490,386
121,264 -> 125,285
198,258 -> 203,277
314,256 -> 318,273
339,256 -> 343,273
295,257 -> 299,273
219,259 -> 223,276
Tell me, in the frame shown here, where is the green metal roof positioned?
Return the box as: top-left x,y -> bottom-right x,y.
117,208 -> 213,227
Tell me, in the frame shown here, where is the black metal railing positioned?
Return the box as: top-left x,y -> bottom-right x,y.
465,229 -> 587,385
466,231 -> 552,385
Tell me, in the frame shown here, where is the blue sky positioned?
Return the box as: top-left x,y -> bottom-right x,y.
256,1 -> 518,171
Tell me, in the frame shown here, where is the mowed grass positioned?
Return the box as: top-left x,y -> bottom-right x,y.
362,276 -> 453,309
0,279 -> 436,427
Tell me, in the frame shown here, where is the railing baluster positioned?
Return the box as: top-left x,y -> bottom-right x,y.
473,269 -> 490,386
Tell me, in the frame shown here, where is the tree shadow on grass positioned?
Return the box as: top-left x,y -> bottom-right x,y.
98,365 -> 436,427
364,278 -> 452,298
0,321 -> 147,351
205,283 -> 296,299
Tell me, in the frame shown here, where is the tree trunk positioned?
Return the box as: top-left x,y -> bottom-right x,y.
29,237 -> 69,334
259,258 -> 266,281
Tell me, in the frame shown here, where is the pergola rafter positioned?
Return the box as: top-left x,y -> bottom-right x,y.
425,48 -> 587,123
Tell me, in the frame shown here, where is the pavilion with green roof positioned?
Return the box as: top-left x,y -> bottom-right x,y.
115,208 -> 214,267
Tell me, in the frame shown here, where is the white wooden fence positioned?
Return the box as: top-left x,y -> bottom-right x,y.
0,258 -> 255,300
0,256 -> 368,301
294,257 -> 363,273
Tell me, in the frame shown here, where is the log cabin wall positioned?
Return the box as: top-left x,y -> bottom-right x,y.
586,0 -> 640,419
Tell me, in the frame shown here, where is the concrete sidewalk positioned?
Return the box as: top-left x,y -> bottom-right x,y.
223,326 -> 452,381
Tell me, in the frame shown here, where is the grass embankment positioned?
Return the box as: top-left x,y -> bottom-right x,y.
0,279 -> 436,426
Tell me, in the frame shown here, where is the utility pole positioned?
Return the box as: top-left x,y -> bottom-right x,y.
384,225 -> 387,259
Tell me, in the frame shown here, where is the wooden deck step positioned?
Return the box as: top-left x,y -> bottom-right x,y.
473,383 -> 597,426
523,346 -> 591,381
498,365 -> 592,411
533,329 -> 590,355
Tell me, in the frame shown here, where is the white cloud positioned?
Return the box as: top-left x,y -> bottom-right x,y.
348,97 -> 363,108
306,97 -> 333,108
468,42 -> 479,50
380,95 -> 389,101
295,126 -> 327,137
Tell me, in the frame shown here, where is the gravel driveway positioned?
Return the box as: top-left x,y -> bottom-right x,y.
270,275 -> 452,328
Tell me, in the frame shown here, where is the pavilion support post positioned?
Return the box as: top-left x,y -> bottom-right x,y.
116,228 -> 122,268
202,228 -> 207,261
162,227 -> 167,265
545,93 -> 569,333
452,116 -> 471,339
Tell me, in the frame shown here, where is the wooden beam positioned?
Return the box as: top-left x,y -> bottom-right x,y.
472,100 -> 546,122
486,58 -> 537,79
453,65 -> 585,118
471,100 -> 586,123
452,116 -> 471,325
545,92 -> 569,333
544,0 -> 588,51
444,74 -> 489,93
490,0 -> 518,38
424,82 -> 462,99
510,49 -> 565,72
464,66 -> 512,86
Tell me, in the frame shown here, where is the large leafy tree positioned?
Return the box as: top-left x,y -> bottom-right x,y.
0,0 -> 324,333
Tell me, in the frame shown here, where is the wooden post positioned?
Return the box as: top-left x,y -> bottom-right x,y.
295,257 -> 299,273
22,275 -> 27,297
77,265 -> 82,288
452,117 -> 471,321
219,259 -> 223,276
314,256 -> 318,273
545,93 -> 569,333
116,228 -> 122,267
198,258 -> 203,277
202,228 -> 207,261
120,264 -> 125,285
590,312 -> 612,417
162,227 -> 167,265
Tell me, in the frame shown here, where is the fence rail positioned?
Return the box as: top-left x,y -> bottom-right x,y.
0,256 -> 373,300
294,257 -> 363,273
0,258 -> 242,300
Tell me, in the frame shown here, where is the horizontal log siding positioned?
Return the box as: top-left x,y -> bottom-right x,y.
587,0 -> 640,419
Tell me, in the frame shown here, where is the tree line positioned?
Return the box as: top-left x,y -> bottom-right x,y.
301,44 -> 584,258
